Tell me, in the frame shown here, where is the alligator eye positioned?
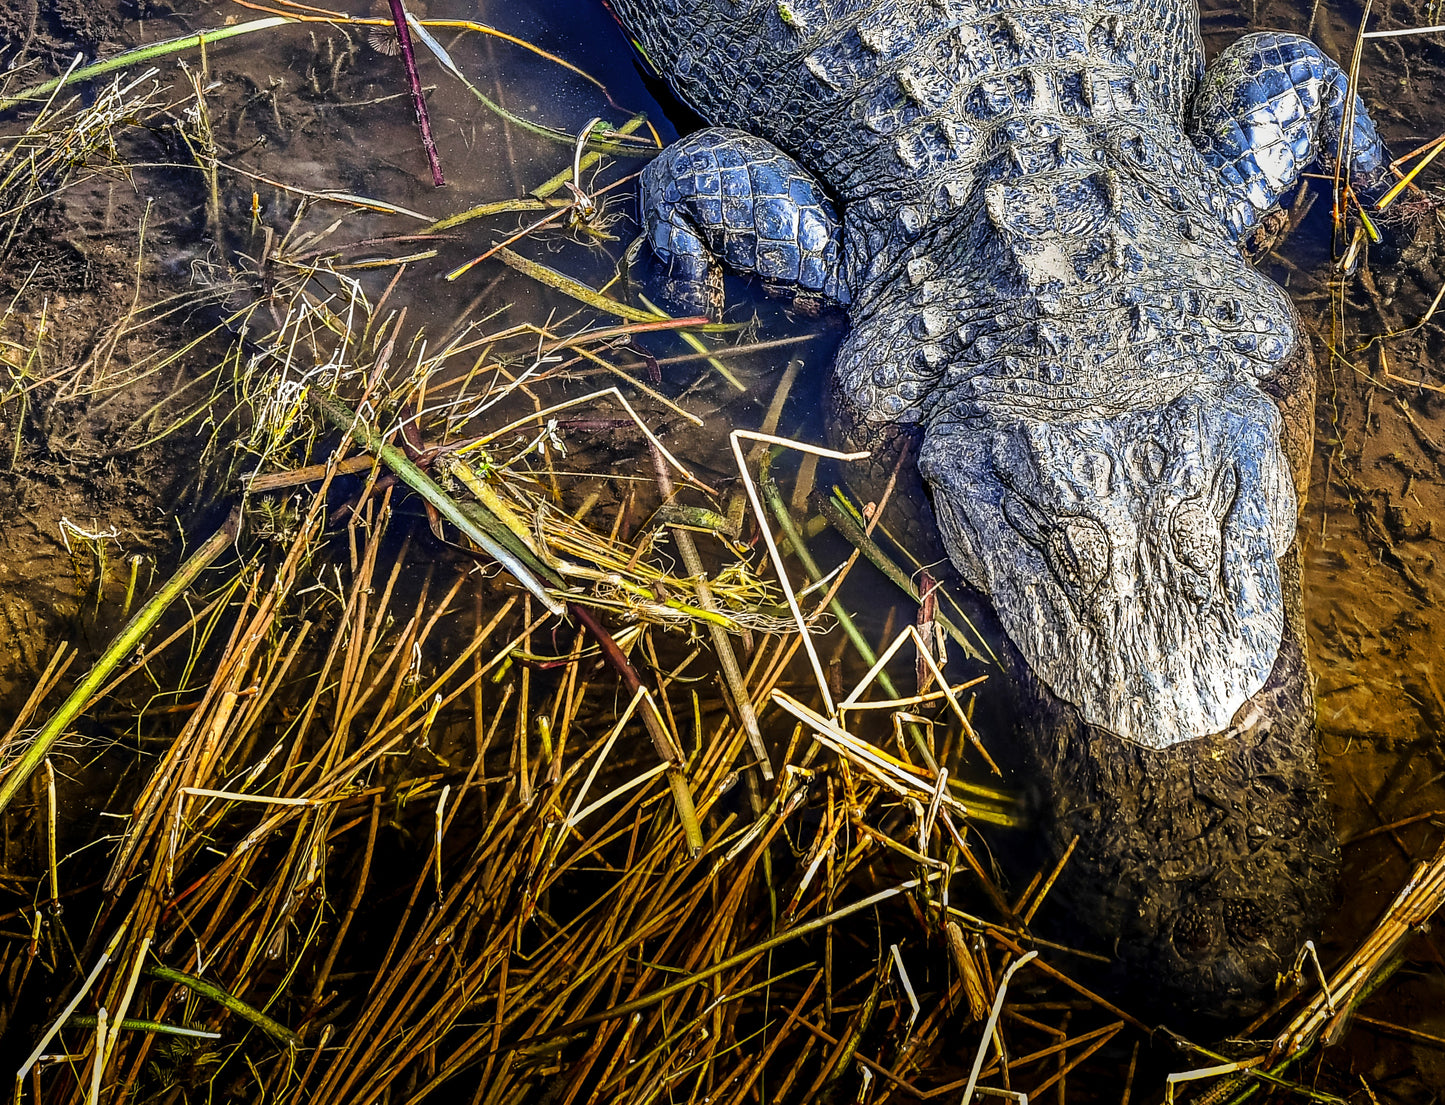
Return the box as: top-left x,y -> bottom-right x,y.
1046,517 -> 1109,592
1170,499 -> 1221,578
1171,905 -> 1222,960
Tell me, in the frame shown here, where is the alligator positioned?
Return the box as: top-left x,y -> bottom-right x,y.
605,0 -> 1399,1018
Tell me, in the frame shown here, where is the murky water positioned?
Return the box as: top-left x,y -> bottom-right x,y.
3,0 -> 1445,1096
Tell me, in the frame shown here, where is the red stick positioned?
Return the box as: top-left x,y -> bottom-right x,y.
386,0 -> 445,187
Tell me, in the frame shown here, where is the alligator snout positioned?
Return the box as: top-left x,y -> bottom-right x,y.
1133,874 -> 1325,1020
922,375 -> 1341,1015
1171,895 -> 1277,968
919,380 -> 1297,750
1150,885 -> 1304,1016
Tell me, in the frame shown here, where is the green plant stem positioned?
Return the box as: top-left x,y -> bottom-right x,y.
458,87 -> 655,157
759,451 -> 896,697
760,451 -> 990,789
307,392 -> 564,615
496,247 -> 668,323
0,511 -> 240,815
0,18 -> 293,114
530,114 -> 654,199
820,489 -> 993,664
65,1014 -> 221,1041
651,447 -> 772,781
146,965 -> 299,1047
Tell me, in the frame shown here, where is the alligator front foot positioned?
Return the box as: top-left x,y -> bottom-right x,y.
637,128 -> 849,318
1187,31 -> 1394,243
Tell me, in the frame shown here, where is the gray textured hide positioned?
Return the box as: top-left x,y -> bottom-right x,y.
612,0 -> 1392,750
920,381 -> 1296,747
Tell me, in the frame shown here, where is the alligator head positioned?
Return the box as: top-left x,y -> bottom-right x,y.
918,380 -> 1296,749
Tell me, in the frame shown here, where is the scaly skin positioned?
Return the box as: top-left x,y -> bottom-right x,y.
607,0 -> 1394,1017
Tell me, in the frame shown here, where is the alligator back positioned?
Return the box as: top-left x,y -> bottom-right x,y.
609,0 -> 1206,204
613,0 -> 1290,433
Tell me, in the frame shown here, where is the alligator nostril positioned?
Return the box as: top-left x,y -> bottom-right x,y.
1172,905 -> 1223,960
1222,899 -> 1267,945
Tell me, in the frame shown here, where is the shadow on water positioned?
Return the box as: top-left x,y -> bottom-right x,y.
0,0 -> 1443,1099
